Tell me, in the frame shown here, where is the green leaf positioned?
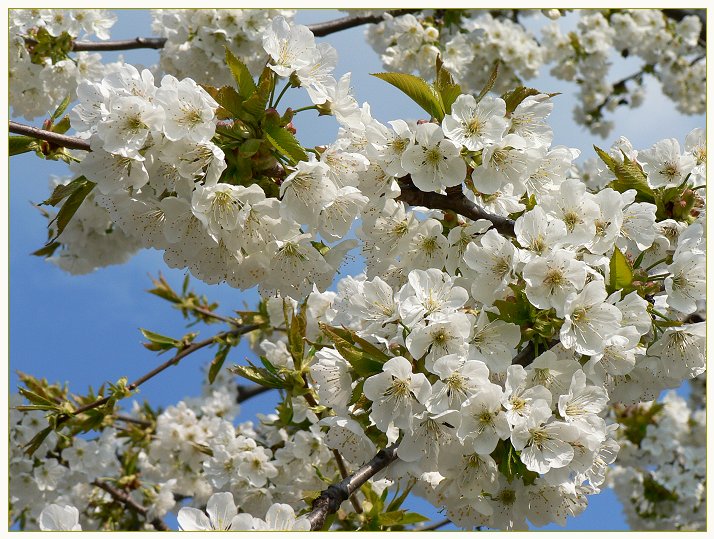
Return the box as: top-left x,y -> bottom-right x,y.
434,56 -> 462,115
501,86 -> 559,115
288,303 -> 307,369
378,510 -> 429,528
50,94 -> 72,122
9,135 -> 38,156
609,247 -> 633,292
208,345 -> 230,384
23,426 -> 54,457
18,387 -> 59,409
595,146 -> 656,204
51,178 -> 95,240
475,60 -> 500,103
372,72 -> 444,120
243,72 -> 272,120
230,363 -> 285,388
51,116 -> 71,134
225,48 -> 258,97
42,176 -> 90,207
264,123 -> 308,165
140,328 -> 181,352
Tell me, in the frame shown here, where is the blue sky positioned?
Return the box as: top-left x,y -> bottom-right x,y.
8,9 -> 705,531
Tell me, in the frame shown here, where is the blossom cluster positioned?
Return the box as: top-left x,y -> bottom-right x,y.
150,9 -> 295,86
364,9 -> 704,136
609,376 -> 706,530
9,9 -> 116,119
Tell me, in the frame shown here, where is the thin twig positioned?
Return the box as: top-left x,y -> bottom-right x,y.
415,518 -> 452,531
9,121 -> 90,151
306,444 -> 399,530
92,480 -> 169,531
397,179 -> 516,237
65,324 -> 262,421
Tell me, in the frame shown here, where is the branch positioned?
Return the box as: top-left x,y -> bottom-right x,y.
65,324 -> 262,422
309,9 -> 421,37
397,180 -> 516,237
92,480 -> 170,531
65,10 -> 422,52
72,37 -> 167,51
306,444 -> 399,530
235,384 -> 272,403
415,518 -> 452,531
9,121 -> 90,151
512,339 -> 559,367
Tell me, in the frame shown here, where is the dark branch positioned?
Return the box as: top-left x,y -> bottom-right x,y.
415,518 -> 452,531
9,121 -> 91,151
72,37 -> 167,51
307,444 -> 399,530
236,384 -> 272,403
512,339 -> 559,367
65,324 -> 263,422
309,9 -> 421,37
64,10 -> 423,52
92,480 -> 170,531
397,180 -> 516,237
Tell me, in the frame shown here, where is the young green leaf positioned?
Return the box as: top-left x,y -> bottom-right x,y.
475,60 -> 500,103
9,135 -> 38,156
41,176 -> 90,207
208,344 -> 230,384
264,123 -> 308,165
51,179 -> 95,240
372,72 -> 445,120
609,247 -> 634,292
225,48 -> 257,97
50,94 -> 72,122
434,56 -> 462,115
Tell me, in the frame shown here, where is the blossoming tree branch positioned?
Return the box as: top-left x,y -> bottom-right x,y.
8,8 -> 706,532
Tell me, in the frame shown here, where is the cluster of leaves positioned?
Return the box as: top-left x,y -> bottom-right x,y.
10,95 -> 74,161
595,146 -> 702,223
25,27 -> 73,64
203,49 -> 309,197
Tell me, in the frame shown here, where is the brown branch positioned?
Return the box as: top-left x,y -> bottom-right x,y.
415,518 -> 452,531
92,480 -> 170,531
512,339 -> 559,367
63,10 -> 423,52
9,121 -> 90,151
306,444 -> 399,530
397,180 -> 516,237
65,324 -> 262,422
236,384 -> 273,403
309,9 -> 421,37
73,37 -> 167,51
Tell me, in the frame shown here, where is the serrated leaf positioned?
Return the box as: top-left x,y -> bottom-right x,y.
609,246 -> 633,292
379,510 -> 429,528
52,179 -> 95,240
23,426 -> 54,457
243,74 -> 271,120
372,72 -> 444,120
230,363 -> 284,388
434,56 -> 462,115
226,48 -> 257,97
595,146 -> 655,204
264,123 -> 308,165
9,135 -> 37,156
42,176 -> 90,207
475,60 -> 500,103
502,86 -> 541,115
18,387 -> 59,409
208,345 -> 230,384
